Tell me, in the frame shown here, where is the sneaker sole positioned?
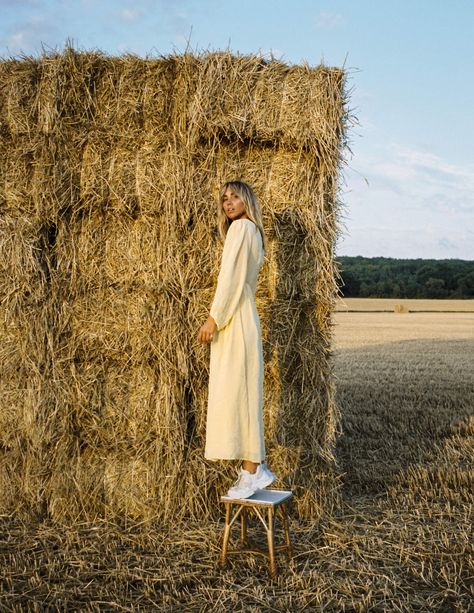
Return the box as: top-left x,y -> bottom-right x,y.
226,488 -> 257,499
254,474 -> 275,489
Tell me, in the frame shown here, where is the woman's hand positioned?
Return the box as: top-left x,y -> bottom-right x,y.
197,316 -> 217,344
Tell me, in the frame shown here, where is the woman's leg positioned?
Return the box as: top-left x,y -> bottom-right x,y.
242,460 -> 260,474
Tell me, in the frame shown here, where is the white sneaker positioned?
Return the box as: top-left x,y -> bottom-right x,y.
226,468 -> 257,499
253,463 -> 276,489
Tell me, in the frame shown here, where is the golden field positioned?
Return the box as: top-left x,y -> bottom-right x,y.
337,297 -> 474,312
1,305 -> 472,611
334,310 -> 474,349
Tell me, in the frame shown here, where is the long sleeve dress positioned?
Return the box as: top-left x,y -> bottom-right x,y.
204,218 -> 265,463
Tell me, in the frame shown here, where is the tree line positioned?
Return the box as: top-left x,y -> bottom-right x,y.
338,256 -> 474,298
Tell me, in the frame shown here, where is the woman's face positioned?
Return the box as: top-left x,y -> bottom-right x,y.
222,188 -> 249,221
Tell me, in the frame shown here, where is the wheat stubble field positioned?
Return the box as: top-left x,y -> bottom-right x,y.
1,301 -> 472,611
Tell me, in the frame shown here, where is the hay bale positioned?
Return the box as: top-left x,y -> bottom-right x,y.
0,46 -> 351,523
394,303 -> 410,313
0,58 -> 41,136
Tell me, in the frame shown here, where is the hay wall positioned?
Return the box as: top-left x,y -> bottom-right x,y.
0,48 -> 349,523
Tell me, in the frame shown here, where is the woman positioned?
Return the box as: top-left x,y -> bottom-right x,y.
197,181 -> 275,499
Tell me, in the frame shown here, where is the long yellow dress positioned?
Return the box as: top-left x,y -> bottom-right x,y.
204,218 -> 265,462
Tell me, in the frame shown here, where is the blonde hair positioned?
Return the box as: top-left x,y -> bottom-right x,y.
217,181 -> 267,255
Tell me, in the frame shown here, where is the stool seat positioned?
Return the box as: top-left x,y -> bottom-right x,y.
219,489 -> 293,577
221,488 -> 292,506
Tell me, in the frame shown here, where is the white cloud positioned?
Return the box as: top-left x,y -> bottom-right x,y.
120,8 -> 142,21
438,237 -> 458,251
315,10 -> 345,30
371,144 -> 474,213
257,48 -> 284,60
4,13 -> 62,55
339,142 -> 474,258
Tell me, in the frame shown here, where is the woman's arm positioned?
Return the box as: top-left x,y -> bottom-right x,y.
209,221 -> 253,331
198,221 -> 252,344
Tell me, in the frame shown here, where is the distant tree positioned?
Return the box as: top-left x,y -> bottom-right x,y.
425,277 -> 446,298
339,271 -> 360,296
456,271 -> 474,297
405,276 -> 419,298
337,256 -> 474,299
417,265 -> 439,285
359,281 -> 371,297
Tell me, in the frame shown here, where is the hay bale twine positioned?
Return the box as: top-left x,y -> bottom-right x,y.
0,46 -> 351,524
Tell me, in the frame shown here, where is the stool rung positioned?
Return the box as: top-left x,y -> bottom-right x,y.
226,543 -> 291,557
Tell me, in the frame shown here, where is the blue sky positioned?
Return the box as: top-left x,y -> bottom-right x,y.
2,0 -> 473,259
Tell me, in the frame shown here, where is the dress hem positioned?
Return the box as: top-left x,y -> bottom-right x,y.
205,453 -> 265,463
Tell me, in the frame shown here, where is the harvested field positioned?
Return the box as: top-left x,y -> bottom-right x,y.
337,297 -> 474,312
333,311 -> 474,496
333,311 -> 474,349
1,311 -> 472,611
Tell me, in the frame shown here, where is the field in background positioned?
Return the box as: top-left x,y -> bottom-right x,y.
337,297 -> 474,312
333,311 -> 474,350
1,310 -> 472,610
333,311 -> 473,494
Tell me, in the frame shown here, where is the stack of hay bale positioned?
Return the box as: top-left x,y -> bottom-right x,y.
0,47 -> 349,523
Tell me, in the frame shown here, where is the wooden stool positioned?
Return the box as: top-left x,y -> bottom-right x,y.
219,489 -> 293,578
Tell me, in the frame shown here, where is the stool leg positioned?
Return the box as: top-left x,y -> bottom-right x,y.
280,504 -> 293,560
267,507 -> 277,578
240,507 -> 248,547
220,503 -> 232,569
